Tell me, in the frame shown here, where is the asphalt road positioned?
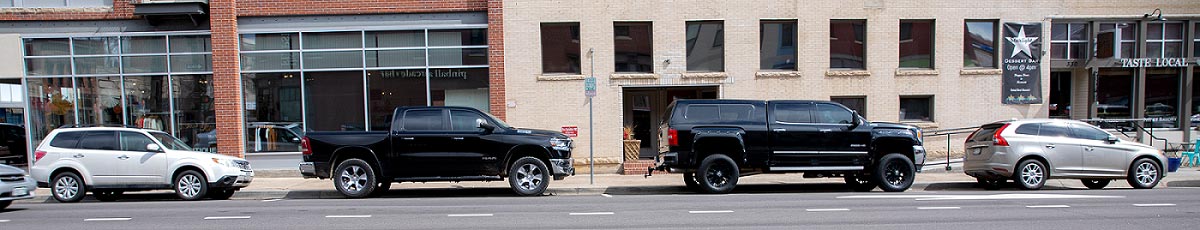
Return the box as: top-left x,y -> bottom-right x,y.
2,184 -> 1198,230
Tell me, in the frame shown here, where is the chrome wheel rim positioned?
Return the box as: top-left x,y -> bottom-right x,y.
515,163 -> 544,191
54,176 -> 79,199
705,162 -> 731,188
1021,163 -> 1044,186
340,165 -> 368,193
883,162 -> 908,186
1135,162 -> 1158,186
177,174 -> 202,198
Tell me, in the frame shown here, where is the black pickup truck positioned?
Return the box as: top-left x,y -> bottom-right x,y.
299,106 -> 574,198
653,99 -> 925,193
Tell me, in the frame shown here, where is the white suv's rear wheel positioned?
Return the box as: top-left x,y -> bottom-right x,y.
52,172 -> 86,203
175,170 -> 208,201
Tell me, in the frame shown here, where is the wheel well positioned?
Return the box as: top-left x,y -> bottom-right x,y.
504,145 -> 550,175
1017,155 -> 1050,173
1130,155 -> 1162,171
692,137 -> 744,166
872,139 -> 914,163
171,165 -> 205,183
50,167 -> 83,184
330,147 -> 382,177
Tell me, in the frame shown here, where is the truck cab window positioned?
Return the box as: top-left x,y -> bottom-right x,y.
815,104 -> 853,124
450,110 -> 486,132
403,110 -> 445,131
773,103 -> 814,123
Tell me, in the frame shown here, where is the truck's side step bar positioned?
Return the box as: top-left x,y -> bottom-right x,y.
392,176 -> 503,182
769,166 -> 864,171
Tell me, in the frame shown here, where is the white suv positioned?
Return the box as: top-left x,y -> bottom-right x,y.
30,127 -> 253,202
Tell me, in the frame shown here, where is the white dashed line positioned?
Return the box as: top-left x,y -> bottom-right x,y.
918,207 -> 962,210
688,210 -> 734,214
84,218 -> 132,222
204,216 -> 251,220
0,220 -> 10,223
1026,205 -> 1070,208
806,208 -> 850,212
600,194 -> 613,198
569,212 -> 615,216
1133,204 -> 1177,207
262,198 -> 284,202
448,214 -> 494,217
326,215 -> 372,218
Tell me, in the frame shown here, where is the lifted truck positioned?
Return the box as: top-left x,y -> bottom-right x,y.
299,106 -> 574,198
652,99 -> 925,193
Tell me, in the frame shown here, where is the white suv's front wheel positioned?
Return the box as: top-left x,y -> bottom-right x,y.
52,172 -> 86,203
175,170 -> 209,201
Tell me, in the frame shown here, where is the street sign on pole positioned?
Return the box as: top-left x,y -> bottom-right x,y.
584,77 -> 597,97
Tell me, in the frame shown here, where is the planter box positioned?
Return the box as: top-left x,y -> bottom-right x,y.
623,140 -> 642,161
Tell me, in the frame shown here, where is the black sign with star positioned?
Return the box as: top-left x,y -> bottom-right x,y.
1002,22 -> 1043,104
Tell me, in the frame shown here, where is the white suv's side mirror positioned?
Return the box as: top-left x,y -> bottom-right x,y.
146,143 -> 163,152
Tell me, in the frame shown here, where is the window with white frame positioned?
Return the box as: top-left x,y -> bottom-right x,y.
1051,23 -> 1088,59
1099,22 -> 1138,59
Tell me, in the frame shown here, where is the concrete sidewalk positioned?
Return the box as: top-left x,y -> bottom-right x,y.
19,166 -> 1200,203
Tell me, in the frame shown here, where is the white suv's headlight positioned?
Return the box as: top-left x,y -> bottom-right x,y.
212,158 -> 237,168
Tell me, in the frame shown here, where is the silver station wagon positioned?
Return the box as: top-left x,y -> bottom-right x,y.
963,119 -> 1167,190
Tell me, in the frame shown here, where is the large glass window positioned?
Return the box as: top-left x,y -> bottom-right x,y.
242,72 -> 303,153
899,20 -> 934,69
76,76 -> 123,125
1145,68 -> 1180,128
1050,23 -> 1088,59
25,78 -> 75,148
1096,68 -> 1133,127
304,71 -> 365,131
760,20 -> 797,70
1146,22 -> 1185,58
173,75 -> 215,150
964,20 -> 997,68
124,76 -> 172,133
541,23 -> 581,74
686,21 -> 725,72
368,69 -> 427,130
615,22 -> 654,73
900,96 -> 933,121
830,19 -> 866,69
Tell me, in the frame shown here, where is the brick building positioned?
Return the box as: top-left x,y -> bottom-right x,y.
0,0 -> 505,168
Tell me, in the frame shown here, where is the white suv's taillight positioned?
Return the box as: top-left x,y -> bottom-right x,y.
34,150 -> 47,163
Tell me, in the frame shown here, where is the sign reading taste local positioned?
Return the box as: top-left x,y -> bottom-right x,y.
1119,58 -> 1198,68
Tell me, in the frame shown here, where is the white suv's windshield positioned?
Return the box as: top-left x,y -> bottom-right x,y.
150,132 -> 193,151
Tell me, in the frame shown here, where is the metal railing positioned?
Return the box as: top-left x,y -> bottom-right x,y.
1079,118 -> 1170,149
921,126 -> 980,171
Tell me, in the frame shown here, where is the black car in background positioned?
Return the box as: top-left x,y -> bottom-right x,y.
0,124 -> 26,166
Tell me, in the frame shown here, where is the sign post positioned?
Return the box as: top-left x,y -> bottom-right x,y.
586,48 -> 596,185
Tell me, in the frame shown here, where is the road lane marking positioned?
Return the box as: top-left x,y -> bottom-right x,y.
601,194 -> 613,198
448,214 -> 493,217
918,207 -> 962,210
1026,205 -> 1071,208
688,210 -> 734,214
0,220 -> 10,223
326,215 -> 372,218
204,216 -> 251,220
569,212 -> 615,216
84,218 -> 132,221
839,194 -> 1123,201
262,198 -> 284,202
806,208 -> 850,212
1133,204 -> 1176,207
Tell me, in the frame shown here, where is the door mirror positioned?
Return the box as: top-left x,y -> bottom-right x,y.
849,112 -> 862,130
1105,135 -> 1119,144
146,143 -> 163,152
291,137 -> 300,143
477,118 -> 496,133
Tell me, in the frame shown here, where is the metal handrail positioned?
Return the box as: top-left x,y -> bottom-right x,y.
919,126 -> 981,171
1079,118 -> 1170,149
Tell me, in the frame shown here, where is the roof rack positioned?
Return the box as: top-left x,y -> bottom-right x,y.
58,124 -> 142,129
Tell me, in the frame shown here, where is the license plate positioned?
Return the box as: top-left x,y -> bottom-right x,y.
13,187 -> 28,196
972,148 -> 982,155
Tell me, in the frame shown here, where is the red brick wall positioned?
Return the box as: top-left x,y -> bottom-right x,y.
0,1 -> 135,20
209,0 -> 244,158
237,0 -> 487,17
487,0 -> 505,121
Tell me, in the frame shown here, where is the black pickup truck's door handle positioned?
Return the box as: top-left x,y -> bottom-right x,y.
452,137 -> 465,140
401,137 -> 415,141
772,128 -> 787,132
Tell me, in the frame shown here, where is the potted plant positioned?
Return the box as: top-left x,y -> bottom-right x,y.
1166,150 -> 1183,173
622,125 -> 641,161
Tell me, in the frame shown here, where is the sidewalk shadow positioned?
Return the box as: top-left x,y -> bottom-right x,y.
603,183 -> 876,195
922,182 -> 1074,191
1166,180 -> 1200,187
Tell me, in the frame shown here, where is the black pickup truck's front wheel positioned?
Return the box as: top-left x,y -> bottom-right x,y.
873,153 -> 916,192
509,157 -> 550,196
697,154 -> 739,194
334,159 -> 377,198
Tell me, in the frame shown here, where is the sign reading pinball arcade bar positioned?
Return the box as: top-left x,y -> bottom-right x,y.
1002,22 -> 1043,104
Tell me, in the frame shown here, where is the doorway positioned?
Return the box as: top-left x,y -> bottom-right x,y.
622,86 -> 719,159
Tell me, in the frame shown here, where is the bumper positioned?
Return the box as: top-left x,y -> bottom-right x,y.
0,176 -> 38,201
209,171 -> 254,189
550,158 -> 574,180
913,145 -> 926,172
963,161 -> 1015,179
299,162 -> 317,179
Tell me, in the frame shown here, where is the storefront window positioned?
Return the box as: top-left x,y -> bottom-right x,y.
240,33 -> 299,51
686,20 -> 725,72
25,78 -> 75,148
830,19 -> 866,69
964,20 -> 997,68
72,37 -> 120,55
1096,68 -> 1133,128
242,72 -> 303,152
899,20 -> 934,69
1145,68 -> 1180,128
76,76 -> 123,125
173,75 -> 215,151
24,38 -> 70,76
124,76 -> 172,133
430,68 -> 490,112
760,20 -> 796,70
304,71 -> 365,131
368,69 -> 427,130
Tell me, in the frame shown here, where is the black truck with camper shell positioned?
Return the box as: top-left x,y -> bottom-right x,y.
299,106 -> 574,198
652,99 -> 926,193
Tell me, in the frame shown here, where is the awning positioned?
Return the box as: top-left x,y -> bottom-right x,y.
133,3 -> 207,16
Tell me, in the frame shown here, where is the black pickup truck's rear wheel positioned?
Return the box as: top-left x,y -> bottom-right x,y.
873,153 -> 915,192
334,158 -> 377,198
509,157 -> 550,196
845,175 -> 876,192
696,154 -> 739,194
683,172 -> 701,190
